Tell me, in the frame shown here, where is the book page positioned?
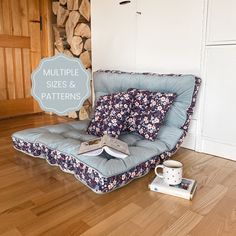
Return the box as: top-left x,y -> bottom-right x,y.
78,137 -> 102,155
104,146 -> 128,159
103,135 -> 130,155
81,148 -> 103,156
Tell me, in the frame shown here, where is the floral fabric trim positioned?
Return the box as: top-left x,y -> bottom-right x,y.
12,71 -> 201,194
127,88 -> 176,141
12,137 -> 163,193
87,91 -> 133,138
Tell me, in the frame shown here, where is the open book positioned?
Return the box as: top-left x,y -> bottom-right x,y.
78,134 -> 130,159
149,176 -> 197,200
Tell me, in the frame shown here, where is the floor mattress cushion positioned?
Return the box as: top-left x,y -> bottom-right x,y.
12,71 -> 201,193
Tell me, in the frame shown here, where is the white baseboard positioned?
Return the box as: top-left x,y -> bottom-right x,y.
183,135 -> 236,162
202,137 -> 236,161
201,137 -> 236,161
182,132 -> 196,150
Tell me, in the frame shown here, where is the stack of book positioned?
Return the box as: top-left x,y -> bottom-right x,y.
149,176 -> 197,200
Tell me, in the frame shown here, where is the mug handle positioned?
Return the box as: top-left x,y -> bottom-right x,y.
155,165 -> 164,178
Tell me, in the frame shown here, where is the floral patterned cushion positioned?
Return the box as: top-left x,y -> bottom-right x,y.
87,92 -> 133,137
126,89 -> 176,141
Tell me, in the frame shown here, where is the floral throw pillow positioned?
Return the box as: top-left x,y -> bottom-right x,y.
87,92 -> 133,137
127,88 -> 176,141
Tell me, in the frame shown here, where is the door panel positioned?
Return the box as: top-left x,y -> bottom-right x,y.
0,0 -> 42,118
202,46 -> 236,160
207,0 -> 236,44
203,46 -> 236,145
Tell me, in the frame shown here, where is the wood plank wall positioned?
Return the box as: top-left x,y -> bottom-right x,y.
0,0 -> 32,101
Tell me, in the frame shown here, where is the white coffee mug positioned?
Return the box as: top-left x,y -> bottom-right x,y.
155,160 -> 183,185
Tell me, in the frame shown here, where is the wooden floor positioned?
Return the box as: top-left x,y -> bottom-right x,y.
0,114 -> 236,236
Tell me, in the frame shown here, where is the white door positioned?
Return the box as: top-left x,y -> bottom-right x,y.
136,0 -> 204,76
207,0 -> 236,44
202,46 -> 236,161
91,0 -> 137,71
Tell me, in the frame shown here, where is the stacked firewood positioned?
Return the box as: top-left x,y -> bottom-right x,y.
52,0 -> 91,69
52,0 -> 92,119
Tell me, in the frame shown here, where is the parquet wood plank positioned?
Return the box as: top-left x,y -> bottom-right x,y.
189,194 -> 236,236
81,203 -> 143,236
108,221 -> 141,236
0,114 -> 235,236
161,210 -> 203,236
191,184 -> 228,215
0,228 -> 23,236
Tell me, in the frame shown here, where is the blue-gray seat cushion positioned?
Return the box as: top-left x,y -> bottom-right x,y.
12,120 -> 183,177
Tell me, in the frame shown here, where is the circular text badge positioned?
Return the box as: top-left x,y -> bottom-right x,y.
31,54 -> 90,116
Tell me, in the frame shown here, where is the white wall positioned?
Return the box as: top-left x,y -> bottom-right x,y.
91,0 -> 204,76
91,0 -> 236,160
91,0 -> 137,72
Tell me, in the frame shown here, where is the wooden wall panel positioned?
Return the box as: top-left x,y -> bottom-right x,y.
30,51 -> 42,112
0,1 -> 4,34
14,48 -> 25,98
28,0 -> 40,22
0,48 -> 7,100
0,35 -> 30,49
1,0 -> 12,35
30,21 -> 42,113
0,0 -> 40,101
30,23 -> 41,53
41,0 -> 54,57
0,0 -> 30,37
5,48 -> 15,99
11,0 -> 22,36
0,0 -> 54,117
20,0 -> 30,37
22,49 -> 32,98
0,42 -> 31,100
0,98 -> 34,118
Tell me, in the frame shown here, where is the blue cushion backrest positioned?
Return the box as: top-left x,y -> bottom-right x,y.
93,70 -> 196,129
